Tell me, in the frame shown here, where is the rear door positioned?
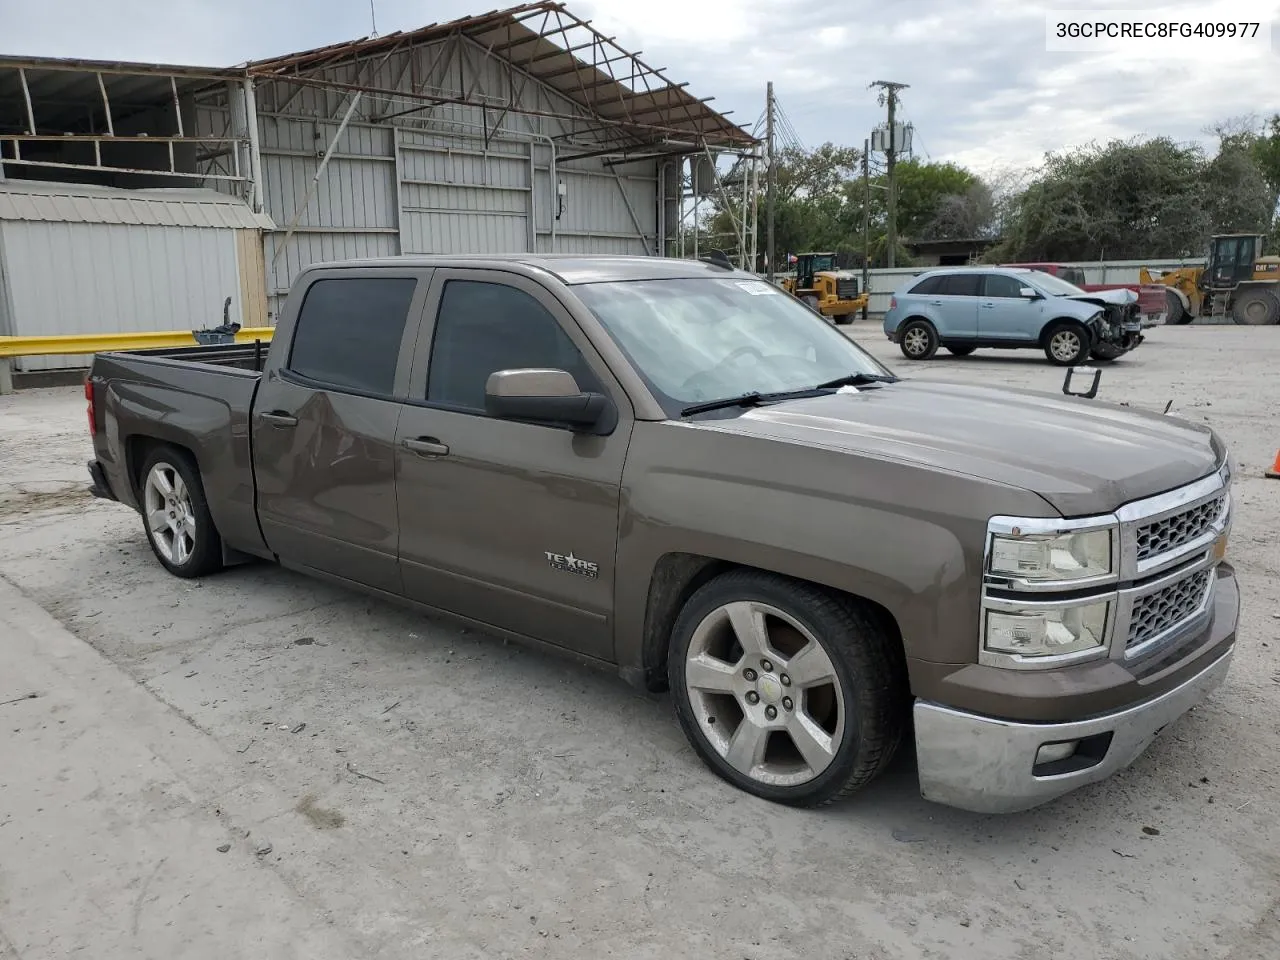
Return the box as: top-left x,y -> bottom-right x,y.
932,272 -> 981,338
978,272 -> 1038,341
251,269 -> 430,594
392,270 -> 633,661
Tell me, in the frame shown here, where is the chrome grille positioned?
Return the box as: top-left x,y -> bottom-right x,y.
836,278 -> 860,299
1128,569 -> 1211,649
1135,495 -> 1224,562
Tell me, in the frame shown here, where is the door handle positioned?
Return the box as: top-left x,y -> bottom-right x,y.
929,300 -> 943,306
402,437 -> 450,457
260,411 -> 298,427
980,302 -> 995,308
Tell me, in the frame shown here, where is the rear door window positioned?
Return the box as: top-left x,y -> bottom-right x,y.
909,276 -> 943,295
288,277 -> 418,395
938,273 -> 982,297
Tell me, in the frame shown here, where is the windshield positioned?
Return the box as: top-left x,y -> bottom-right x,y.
574,277 -> 894,417
1026,271 -> 1086,296
808,254 -> 836,271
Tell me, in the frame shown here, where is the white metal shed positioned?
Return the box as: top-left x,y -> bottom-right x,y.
0,180 -> 274,371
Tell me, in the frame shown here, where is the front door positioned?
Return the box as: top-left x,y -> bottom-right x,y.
977,272 -> 1038,341
251,270 -> 429,594
393,270 -> 632,661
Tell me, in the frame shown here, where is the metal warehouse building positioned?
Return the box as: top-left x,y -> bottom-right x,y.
0,1 -> 757,371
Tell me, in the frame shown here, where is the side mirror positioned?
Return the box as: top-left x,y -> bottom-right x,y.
484,368 -> 610,432
1020,287 -> 1039,298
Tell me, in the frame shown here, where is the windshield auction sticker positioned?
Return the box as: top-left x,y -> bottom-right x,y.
726,280 -> 781,296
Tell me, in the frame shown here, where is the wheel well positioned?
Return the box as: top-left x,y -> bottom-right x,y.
1039,317 -> 1086,347
638,553 -> 907,694
125,435 -> 198,500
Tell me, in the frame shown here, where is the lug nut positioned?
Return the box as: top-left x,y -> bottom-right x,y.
761,659 -> 774,672
765,705 -> 778,720
780,674 -> 791,687
743,668 -> 757,682
745,691 -> 760,704
782,697 -> 793,711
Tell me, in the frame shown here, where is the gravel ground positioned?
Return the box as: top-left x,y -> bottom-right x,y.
0,323 -> 1278,959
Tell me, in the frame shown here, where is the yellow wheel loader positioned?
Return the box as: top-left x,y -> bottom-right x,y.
1140,233 -> 1280,325
779,252 -> 870,324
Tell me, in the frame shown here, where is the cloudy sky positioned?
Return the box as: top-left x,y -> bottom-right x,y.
5,0 -> 1279,177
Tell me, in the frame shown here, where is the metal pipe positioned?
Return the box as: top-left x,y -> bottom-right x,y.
657,161 -> 665,256
18,69 -> 36,134
97,72 -> 115,136
170,76 -> 185,136
242,78 -> 264,212
271,91 -> 363,268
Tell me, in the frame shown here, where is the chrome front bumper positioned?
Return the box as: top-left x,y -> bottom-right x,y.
913,642 -> 1234,815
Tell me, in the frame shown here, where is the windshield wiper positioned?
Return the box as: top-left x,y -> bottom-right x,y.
812,372 -> 898,389
680,389 -> 814,417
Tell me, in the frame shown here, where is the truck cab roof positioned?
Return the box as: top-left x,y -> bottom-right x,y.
296,254 -> 760,286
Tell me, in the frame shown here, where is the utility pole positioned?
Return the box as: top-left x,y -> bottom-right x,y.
861,137 -> 870,320
765,81 -> 775,281
870,80 -> 908,268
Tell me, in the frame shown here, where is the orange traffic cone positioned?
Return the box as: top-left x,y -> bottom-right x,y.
1268,451 -> 1280,480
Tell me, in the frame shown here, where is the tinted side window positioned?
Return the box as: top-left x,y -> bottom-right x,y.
426,280 -> 602,412
1062,268 -> 1087,285
984,274 -> 1027,298
938,273 -> 982,296
288,277 -> 417,395
909,276 -> 942,295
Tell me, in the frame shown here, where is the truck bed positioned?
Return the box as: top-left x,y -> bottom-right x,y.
88,345 -> 266,559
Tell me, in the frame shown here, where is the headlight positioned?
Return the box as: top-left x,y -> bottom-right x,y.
988,528 -> 1113,583
984,600 -> 1110,658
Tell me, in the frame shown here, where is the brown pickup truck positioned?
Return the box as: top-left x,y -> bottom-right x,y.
84,254 -> 1239,814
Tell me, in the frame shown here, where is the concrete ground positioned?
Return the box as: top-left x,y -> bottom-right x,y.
1,324 -> 1278,960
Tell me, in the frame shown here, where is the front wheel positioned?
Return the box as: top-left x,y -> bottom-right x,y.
139,446 -> 223,578
898,319 -> 939,360
668,570 -> 906,807
1044,322 -> 1090,366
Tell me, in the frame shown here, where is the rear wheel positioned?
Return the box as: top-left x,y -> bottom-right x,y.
668,570 -> 906,807
945,345 -> 976,357
1044,321 -> 1090,366
138,446 -> 223,579
899,319 -> 939,360
1164,288 -> 1192,325
1231,288 -> 1280,326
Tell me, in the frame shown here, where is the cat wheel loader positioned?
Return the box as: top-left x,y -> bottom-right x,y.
1140,233 -> 1280,325
779,252 -> 870,324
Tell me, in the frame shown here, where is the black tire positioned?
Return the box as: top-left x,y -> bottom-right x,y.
945,345 -> 976,357
137,445 -> 223,578
1043,321 -> 1090,366
1164,288 -> 1192,325
1231,288 -> 1280,326
898,318 -> 939,360
667,569 -> 907,808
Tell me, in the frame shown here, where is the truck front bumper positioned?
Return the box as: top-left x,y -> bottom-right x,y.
912,574 -> 1237,814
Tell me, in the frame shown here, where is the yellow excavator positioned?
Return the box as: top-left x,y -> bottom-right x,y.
779,252 -> 870,324
1140,233 -> 1280,325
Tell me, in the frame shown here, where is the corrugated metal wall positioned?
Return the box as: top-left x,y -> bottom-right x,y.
197,35 -> 660,317
0,220 -> 242,370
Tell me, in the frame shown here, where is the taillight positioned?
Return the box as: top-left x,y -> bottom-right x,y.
85,379 -> 96,436
889,296 -> 897,309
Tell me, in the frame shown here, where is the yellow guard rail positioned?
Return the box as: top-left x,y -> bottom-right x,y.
0,327 -> 275,358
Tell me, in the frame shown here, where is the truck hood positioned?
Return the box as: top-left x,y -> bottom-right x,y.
693,380 -> 1222,516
